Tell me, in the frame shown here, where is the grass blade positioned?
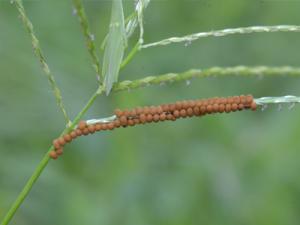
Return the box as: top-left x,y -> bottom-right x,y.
72,0 -> 102,82
102,0 -> 127,95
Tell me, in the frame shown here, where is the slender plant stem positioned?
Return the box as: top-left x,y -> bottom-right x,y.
72,0 -> 102,82
120,42 -> 140,69
112,66 -> 300,92
14,0 -> 70,124
0,86 -> 104,225
142,25 -> 300,48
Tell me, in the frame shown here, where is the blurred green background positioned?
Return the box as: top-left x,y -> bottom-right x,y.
1,0 -> 300,224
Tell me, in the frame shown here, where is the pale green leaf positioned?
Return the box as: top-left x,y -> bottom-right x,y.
102,0 -> 127,95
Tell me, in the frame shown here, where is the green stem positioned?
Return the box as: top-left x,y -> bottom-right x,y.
113,66 -> 300,92
120,42 -> 140,69
141,25 -> 300,49
0,86 -> 104,225
72,0 -> 102,81
14,0 -> 70,124
0,152 -> 51,225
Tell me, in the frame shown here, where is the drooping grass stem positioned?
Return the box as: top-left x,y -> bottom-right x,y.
14,0 -> 70,125
72,0 -> 102,82
113,66 -> 300,92
142,25 -> 300,48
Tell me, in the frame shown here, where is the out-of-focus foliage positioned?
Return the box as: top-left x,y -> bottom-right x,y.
1,0 -> 300,225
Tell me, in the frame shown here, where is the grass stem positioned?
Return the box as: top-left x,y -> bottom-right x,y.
14,0 -> 70,124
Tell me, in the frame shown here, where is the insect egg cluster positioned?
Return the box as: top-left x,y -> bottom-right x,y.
49,95 -> 257,159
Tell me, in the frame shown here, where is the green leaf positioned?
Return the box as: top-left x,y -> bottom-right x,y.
102,0 -> 127,95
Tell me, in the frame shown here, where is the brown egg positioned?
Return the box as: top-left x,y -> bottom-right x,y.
238,104 -> 244,110
123,109 -> 130,117
95,123 -> 102,131
58,137 -> 66,146
166,114 -> 175,120
78,120 -> 87,130
114,120 -> 121,128
153,114 -> 160,122
75,129 -> 82,136
159,113 -> 166,121
107,123 -> 115,130
157,106 -> 163,114
102,123 -> 108,130
219,104 -> 225,113
187,108 -> 194,117
63,134 -> 72,143
196,100 -> 202,107
70,131 -> 77,139
189,100 -> 196,107
131,109 -> 138,117
146,114 -> 153,122
200,106 -> 206,114
169,104 -> 176,112
240,95 -> 246,104
49,150 -> 58,160
175,101 -> 182,110
233,96 -> 240,104
180,109 -> 187,117
227,97 -> 234,104
225,104 -> 232,113
114,109 -> 123,117
215,98 -> 221,104
88,125 -> 96,133
133,118 -> 140,124
207,98 -> 214,105
161,104 -> 169,112
202,100 -> 208,106
206,105 -> 213,114
231,103 -> 238,112
246,95 -> 254,104
213,103 -> 219,113
56,148 -> 63,156
193,106 -> 200,116
136,107 -> 143,115
83,128 -> 90,135
128,119 -> 135,126
53,139 -> 61,149
173,110 -> 180,118
120,116 -> 128,126
150,106 -> 157,114
220,98 -> 227,104
143,106 -> 150,115
140,114 -> 147,123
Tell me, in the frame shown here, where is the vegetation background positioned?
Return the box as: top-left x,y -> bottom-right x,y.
1,0 -> 300,224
